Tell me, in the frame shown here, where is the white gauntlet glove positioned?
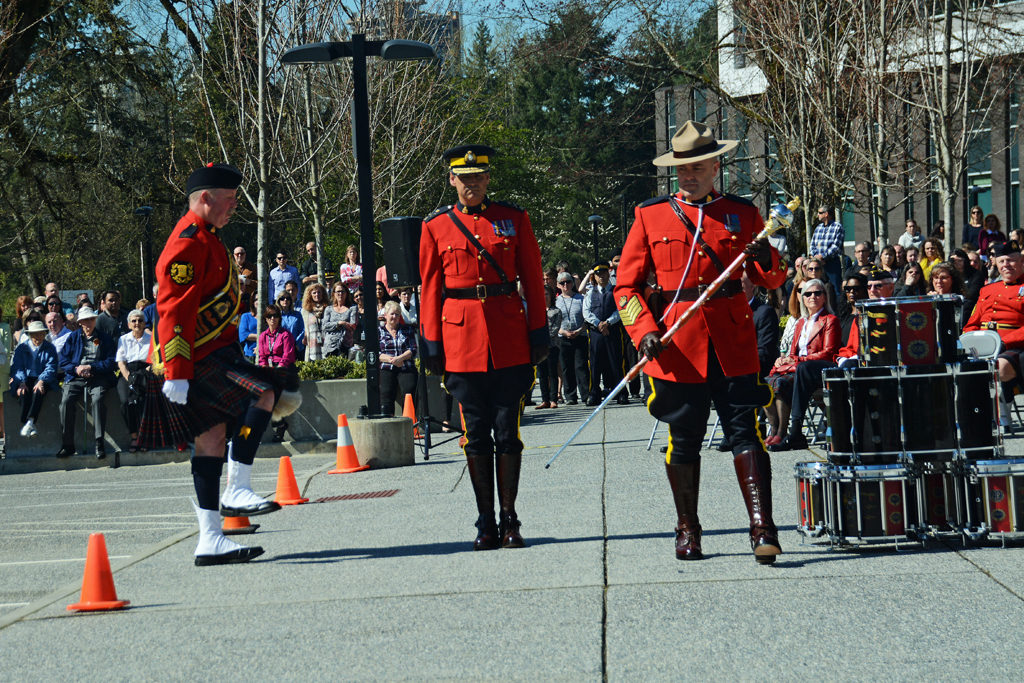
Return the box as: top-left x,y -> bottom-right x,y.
162,378 -> 190,405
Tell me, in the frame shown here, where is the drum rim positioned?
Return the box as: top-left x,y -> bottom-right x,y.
855,294 -> 964,307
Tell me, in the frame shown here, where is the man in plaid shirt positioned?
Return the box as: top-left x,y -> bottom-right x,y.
809,206 -> 846,294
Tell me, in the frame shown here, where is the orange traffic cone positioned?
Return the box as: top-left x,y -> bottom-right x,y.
67,533 -> 129,612
329,414 -> 370,474
223,515 -> 259,535
403,394 -> 421,438
274,456 -> 309,505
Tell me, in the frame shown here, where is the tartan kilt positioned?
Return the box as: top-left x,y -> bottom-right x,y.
137,344 -> 276,450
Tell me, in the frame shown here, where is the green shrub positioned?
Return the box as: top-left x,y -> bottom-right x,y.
296,355 -> 367,380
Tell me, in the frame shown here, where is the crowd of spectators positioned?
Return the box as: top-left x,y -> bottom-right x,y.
3,208 -> 1019,451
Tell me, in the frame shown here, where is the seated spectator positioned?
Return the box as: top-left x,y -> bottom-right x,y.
143,284 -> 158,329
838,273 -> 868,343
323,283 -> 356,357
56,307 -> 116,459
45,311 -> 72,354
930,220 -> 945,240
951,248 -> 986,316
75,292 -> 92,310
9,320 -> 59,438
801,258 -> 837,310
338,244 -> 363,293
878,245 -> 901,279
765,279 -> 839,445
300,241 -> 334,287
269,250 -> 301,304
963,241 -> 1024,413
276,290 -> 305,358
44,296 -> 65,321
378,300 -> 417,417
898,219 -> 924,250
65,311 -> 78,332
919,238 -> 945,281
115,310 -> 151,452
17,308 -> 44,347
238,299 -> 259,363
258,304 -> 296,441
896,262 -> 925,297
301,283 -> 329,361
844,241 -> 874,277
905,245 -> 920,266
397,287 -> 418,326
11,295 -> 33,343
978,214 -> 1006,254
927,262 -> 963,297
96,290 -> 129,339
44,282 -> 74,316
1010,229 -> 1024,246
135,298 -> 151,312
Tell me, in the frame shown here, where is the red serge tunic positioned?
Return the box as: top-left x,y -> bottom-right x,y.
963,277 -> 1024,350
151,210 -> 243,380
614,192 -> 787,383
419,199 -> 547,372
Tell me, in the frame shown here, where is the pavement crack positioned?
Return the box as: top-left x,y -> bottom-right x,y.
601,411 -> 609,683
942,539 -> 1024,602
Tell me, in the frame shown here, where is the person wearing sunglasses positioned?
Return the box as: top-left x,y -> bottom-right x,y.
772,267 -> 895,452
765,279 -> 839,447
269,250 -> 300,304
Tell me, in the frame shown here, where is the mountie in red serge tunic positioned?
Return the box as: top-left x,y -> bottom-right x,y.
151,210 -> 243,380
614,191 -> 787,384
964,276 -> 1024,350
419,198 -> 547,373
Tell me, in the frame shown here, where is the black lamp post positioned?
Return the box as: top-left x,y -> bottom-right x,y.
282,35 -> 436,417
588,214 -> 603,262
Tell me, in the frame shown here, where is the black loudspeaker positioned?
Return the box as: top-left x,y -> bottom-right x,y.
381,216 -> 422,288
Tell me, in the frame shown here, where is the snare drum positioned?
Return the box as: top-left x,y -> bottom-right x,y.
856,295 -> 962,367
960,459 -> 1024,536
917,469 -> 957,531
823,361 -> 1000,464
829,464 -> 919,543
794,461 -> 831,537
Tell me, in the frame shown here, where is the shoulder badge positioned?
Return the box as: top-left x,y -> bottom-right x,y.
618,295 -> 644,327
179,223 -> 199,238
723,193 -> 756,207
424,205 -> 453,222
169,262 -> 194,285
638,195 -> 671,209
493,199 -> 524,213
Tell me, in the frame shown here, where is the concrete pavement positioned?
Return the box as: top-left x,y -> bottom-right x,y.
2,398 -> 1023,680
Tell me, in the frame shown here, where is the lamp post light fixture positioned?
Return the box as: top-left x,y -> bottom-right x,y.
282,35 -> 436,417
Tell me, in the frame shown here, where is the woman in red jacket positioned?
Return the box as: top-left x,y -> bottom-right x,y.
765,278 -> 840,445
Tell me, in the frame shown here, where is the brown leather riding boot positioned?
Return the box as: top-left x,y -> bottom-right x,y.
733,449 -> 782,564
665,461 -> 703,560
496,453 -> 526,548
465,455 -> 499,550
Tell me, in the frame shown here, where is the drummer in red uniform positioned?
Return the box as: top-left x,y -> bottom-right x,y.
614,121 -> 787,564
419,145 -> 548,551
963,241 -> 1024,401
140,163 -> 301,566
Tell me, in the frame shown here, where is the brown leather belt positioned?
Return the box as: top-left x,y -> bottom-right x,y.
444,282 -> 518,300
984,322 -> 1017,330
662,279 -> 743,303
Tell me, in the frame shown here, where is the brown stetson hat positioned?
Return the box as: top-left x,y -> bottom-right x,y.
653,120 -> 738,167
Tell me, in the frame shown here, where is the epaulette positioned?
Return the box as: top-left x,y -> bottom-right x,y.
492,199 -> 524,213
724,193 -> 756,207
638,195 -> 671,208
179,223 -> 199,238
424,205 -> 452,222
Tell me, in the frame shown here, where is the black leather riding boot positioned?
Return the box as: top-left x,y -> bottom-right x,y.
665,461 -> 703,560
496,453 -> 525,548
465,455 -> 499,550
733,449 -> 782,564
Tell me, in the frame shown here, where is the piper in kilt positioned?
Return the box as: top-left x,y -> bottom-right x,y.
139,163 -> 301,567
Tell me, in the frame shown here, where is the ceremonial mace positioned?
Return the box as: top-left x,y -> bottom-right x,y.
545,197 -> 802,469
